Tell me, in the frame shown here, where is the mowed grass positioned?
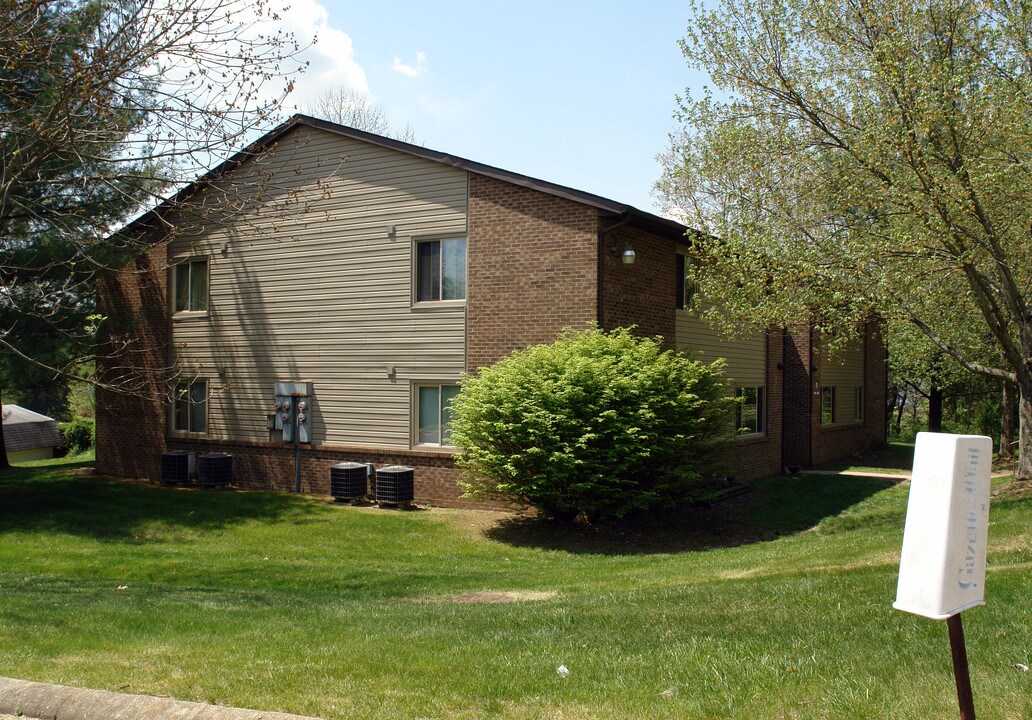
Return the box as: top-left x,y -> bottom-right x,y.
0,452 -> 1030,720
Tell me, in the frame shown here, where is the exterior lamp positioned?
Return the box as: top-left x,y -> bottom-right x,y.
611,243 -> 636,264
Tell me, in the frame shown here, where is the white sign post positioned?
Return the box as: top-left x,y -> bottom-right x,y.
894,432 -> 992,720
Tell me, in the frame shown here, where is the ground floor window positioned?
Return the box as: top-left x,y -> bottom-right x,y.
174,380 -> 207,433
735,386 -> 764,436
821,386 -> 836,425
416,384 -> 460,446
854,386 -> 864,422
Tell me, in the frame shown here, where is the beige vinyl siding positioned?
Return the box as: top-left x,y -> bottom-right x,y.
819,336 -> 865,425
169,127 -> 467,448
675,308 -> 765,387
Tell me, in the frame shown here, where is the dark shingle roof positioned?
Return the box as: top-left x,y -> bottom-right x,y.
2,405 -> 62,452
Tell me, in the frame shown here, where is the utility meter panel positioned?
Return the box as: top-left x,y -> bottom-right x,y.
894,432 -> 992,619
273,381 -> 313,444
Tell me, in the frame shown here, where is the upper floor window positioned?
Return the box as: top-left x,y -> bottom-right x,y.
173,380 -> 207,433
735,386 -> 764,436
676,253 -> 697,310
416,238 -> 466,302
174,259 -> 208,313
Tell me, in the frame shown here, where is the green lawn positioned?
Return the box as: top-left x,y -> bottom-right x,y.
0,453 -> 1029,719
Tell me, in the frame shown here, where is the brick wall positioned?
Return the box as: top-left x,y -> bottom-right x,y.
782,326 -> 814,468
600,224 -> 676,340
466,173 -> 599,370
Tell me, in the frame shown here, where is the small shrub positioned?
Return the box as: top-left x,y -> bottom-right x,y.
451,327 -> 736,522
59,417 -> 95,454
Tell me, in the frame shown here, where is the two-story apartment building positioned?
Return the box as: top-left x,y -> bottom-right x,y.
96,115 -> 886,505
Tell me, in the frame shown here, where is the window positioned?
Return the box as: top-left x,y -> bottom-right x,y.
416,238 -> 466,302
173,259 -> 208,313
676,253 -> 697,310
821,386 -> 836,425
735,386 -> 764,435
173,380 -> 207,433
416,384 -> 460,446
854,386 -> 864,421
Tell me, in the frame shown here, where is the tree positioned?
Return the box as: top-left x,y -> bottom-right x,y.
657,0 -> 1032,479
306,86 -> 418,142
0,0 -> 305,466
451,328 -> 736,523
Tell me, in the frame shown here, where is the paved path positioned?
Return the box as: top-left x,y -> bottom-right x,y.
0,677 -> 324,720
798,469 -> 910,479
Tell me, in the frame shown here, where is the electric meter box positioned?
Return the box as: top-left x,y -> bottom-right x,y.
894,432 -> 992,620
273,381 -> 313,444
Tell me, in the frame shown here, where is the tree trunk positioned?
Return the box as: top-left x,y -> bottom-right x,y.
1000,379 -> 1016,460
1018,387 -> 1032,482
894,389 -> 906,436
928,384 -> 944,432
0,389 -> 11,470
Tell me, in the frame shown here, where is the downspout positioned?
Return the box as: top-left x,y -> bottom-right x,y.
597,212 -> 632,328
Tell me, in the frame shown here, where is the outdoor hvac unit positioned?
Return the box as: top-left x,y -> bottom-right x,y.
375,465 -> 414,505
160,450 -> 194,484
329,462 -> 369,501
197,452 -> 232,488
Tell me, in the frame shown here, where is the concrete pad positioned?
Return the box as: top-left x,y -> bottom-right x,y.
0,677 -> 324,720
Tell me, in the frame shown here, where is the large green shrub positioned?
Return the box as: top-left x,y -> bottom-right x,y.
451,327 -> 736,522
59,417 -> 95,454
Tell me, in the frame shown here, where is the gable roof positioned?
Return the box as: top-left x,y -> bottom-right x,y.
2,405 -> 62,452
124,114 -> 689,242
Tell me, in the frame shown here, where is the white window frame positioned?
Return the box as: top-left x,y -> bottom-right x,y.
413,382 -> 460,448
735,386 -> 765,436
172,258 -> 209,315
413,236 -> 467,306
172,379 -> 208,434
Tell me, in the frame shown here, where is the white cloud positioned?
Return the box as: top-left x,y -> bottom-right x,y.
392,51 -> 429,78
276,0 -> 370,111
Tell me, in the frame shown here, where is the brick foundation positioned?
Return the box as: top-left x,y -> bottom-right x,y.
159,439 -> 494,509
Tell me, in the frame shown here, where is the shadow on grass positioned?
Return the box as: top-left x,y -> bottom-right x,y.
0,458 -> 316,542
484,474 -> 902,556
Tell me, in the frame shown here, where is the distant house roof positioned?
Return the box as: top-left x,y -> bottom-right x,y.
122,114 -> 690,243
2,405 -> 63,453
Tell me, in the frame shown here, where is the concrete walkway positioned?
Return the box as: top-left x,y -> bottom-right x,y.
797,469 -> 911,480
0,677 -> 324,720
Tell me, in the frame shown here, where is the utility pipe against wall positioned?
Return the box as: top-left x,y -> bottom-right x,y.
596,212 -> 632,327
292,395 -> 301,493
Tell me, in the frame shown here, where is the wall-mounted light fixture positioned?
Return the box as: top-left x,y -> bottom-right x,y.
387,225 -> 397,240
610,243 -> 636,265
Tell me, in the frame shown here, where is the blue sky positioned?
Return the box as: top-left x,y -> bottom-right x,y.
277,1 -> 710,214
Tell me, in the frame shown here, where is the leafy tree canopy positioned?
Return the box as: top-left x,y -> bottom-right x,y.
658,0 -> 1032,478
